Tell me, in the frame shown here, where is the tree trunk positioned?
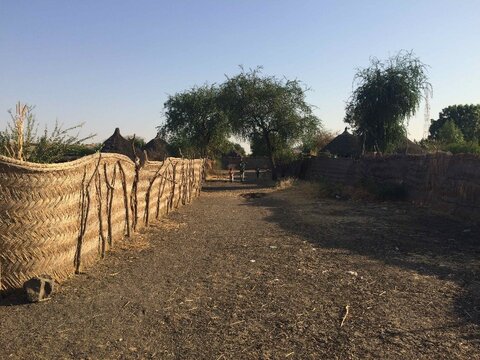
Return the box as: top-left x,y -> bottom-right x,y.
264,133 -> 278,180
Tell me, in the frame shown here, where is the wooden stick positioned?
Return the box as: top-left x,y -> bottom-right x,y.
341,305 -> 350,327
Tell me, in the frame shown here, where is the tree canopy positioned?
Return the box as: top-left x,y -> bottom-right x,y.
436,120 -> 464,144
219,67 -> 320,178
429,104 -> 480,143
345,51 -> 431,153
223,141 -> 246,157
158,85 -> 230,158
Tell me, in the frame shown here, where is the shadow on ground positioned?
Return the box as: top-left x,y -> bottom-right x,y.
0,289 -> 28,307
239,187 -> 480,328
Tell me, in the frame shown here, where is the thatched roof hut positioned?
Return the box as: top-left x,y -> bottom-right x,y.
321,128 -> 362,158
101,128 -> 140,161
143,137 -> 170,161
393,139 -> 426,155
321,128 -> 426,157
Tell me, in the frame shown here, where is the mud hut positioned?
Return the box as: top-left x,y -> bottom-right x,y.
321,128 -> 362,158
143,136 -> 170,161
101,128 -> 141,161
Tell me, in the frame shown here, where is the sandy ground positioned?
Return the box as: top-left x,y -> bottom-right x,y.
1,179 -> 479,359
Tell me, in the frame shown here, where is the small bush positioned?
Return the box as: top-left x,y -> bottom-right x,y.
444,142 -> 480,155
0,103 -> 95,163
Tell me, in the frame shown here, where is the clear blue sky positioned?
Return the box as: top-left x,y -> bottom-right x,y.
1,0 -> 479,147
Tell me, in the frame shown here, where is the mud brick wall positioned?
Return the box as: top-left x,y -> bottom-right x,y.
0,154 -> 204,292
306,153 -> 480,221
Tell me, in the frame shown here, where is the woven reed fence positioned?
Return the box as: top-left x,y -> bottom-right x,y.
0,154 -> 205,292
306,153 -> 480,221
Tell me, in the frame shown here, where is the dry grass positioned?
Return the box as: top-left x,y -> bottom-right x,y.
115,218 -> 187,253
154,218 -> 187,231
117,234 -> 151,252
275,177 -> 297,190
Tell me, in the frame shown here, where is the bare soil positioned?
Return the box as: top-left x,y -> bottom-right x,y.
1,178 -> 479,359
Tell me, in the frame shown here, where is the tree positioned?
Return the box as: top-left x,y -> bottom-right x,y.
222,141 -> 246,157
437,120 -> 464,144
219,67 -> 320,179
345,51 -> 431,153
429,104 -> 480,143
301,127 -> 335,155
158,85 -> 230,158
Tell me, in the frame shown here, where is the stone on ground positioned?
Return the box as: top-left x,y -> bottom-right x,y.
23,275 -> 54,302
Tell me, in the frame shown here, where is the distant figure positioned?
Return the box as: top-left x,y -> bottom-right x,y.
256,167 -> 260,179
239,160 -> 246,182
228,167 -> 234,182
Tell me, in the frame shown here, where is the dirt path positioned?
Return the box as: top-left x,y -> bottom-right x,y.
1,180 -> 479,359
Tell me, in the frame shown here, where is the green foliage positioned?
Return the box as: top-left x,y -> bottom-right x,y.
444,141 -> 480,154
437,120 -> 464,144
345,51 -> 431,153
222,141 -> 246,157
125,135 -> 146,149
64,143 -> 101,157
429,104 -> 480,142
301,127 -> 335,155
219,67 -> 320,178
0,104 -> 95,163
158,84 -> 230,158
418,138 -> 480,154
27,122 -> 95,163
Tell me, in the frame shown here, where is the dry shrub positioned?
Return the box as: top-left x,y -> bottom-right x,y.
275,177 -> 297,190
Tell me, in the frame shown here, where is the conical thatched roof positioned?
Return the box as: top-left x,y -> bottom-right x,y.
143,136 -> 170,161
322,128 -> 362,158
322,128 -> 426,157
101,128 -> 140,161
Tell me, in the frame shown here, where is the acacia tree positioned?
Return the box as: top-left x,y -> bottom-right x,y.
345,51 -> 431,153
219,67 -> 320,179
429,104 -> 480,143
158,84 -> 230,158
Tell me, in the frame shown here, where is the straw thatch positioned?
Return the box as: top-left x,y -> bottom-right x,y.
322,128 -> 426,157
322,128 -> 362,158
101,128 -> 141,161
0,153 -> 204,292
143,137 -> 170,161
